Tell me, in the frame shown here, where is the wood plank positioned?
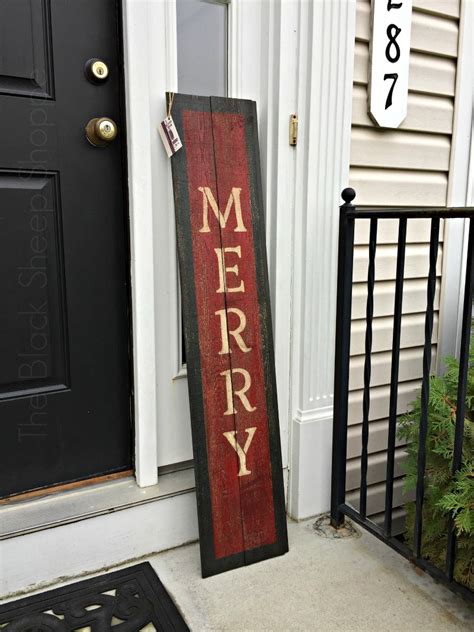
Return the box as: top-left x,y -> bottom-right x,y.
210,97 -> 286,563
0,470 -> 133,506
169,93 -> 288,577
354,42 -> 457,96
352,85 -> 454,134
351,128 -> 451,171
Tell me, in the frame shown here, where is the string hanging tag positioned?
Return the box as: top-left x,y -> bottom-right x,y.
158,92 -> 182,158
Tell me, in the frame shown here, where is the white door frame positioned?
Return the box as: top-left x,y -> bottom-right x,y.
122,0 -> 300,487
123,0 -> 196,474
122,0 -> 359,508
122,0 -> 169,487
437,0 -> 473,368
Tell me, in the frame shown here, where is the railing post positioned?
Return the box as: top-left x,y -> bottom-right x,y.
384,217 -> 407,536
359,217 -> 378,519
445,218 -> 474,580
413,218 -> 440,557
330,188 -> 356,528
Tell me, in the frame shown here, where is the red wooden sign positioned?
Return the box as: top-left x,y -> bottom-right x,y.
169,94 -> 288,577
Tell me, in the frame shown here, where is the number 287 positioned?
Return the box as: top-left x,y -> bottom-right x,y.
383,1 -> 403,110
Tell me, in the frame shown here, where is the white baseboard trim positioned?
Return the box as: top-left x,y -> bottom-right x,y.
0,490 -> 198,599
1,469 -> 195,540
288,406 -> 333,520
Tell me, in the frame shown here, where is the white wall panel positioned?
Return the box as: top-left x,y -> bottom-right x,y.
349,346 -> 437,391
352,85 -> 454,134
348,380 -> 422,425
356,0 -> 458,57
346,479 -> 414,515
350,168 -> 448,206
351,128 -> 451,171
347,0 -> 458,528
353,243 -> 443,282
354,42 -> 457,97
354,217 -> 444,244
347,418 -> 407,459
346,448 -> 407,491
350,313 -> 439,355
351,278 -> 441,319
370,507 -> 407,535
413,0 -> 460,18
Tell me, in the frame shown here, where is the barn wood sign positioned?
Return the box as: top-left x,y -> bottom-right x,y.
169,93 -> 288,577
369,0 -> 413,128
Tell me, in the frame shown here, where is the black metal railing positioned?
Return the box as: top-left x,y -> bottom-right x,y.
330,187 -> 473,602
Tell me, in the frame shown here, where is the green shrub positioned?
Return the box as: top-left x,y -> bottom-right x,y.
397,334 -> 473,591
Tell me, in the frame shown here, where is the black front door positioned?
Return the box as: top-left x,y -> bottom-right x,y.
0,0 -> 132,497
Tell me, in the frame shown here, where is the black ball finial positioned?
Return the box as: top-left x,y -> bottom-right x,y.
341,187 -> 356,205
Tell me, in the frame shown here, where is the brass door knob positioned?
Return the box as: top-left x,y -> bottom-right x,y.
85,117 -> 118,147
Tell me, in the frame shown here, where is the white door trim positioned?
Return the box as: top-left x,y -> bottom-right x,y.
437,0 -> 473,368
122,0 -> 179,487
288,0 -> 357,520
121,0 -> 360,509
123,0 -> 296,480
228,0 -> 301,472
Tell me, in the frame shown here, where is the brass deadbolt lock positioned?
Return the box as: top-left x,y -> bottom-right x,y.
85,117 -> 118,147
85,58 -> 109,83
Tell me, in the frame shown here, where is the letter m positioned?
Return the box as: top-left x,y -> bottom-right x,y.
198,186 -> 247,233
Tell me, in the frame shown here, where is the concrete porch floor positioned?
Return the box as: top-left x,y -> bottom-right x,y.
2,517 -> 473,630
149,517 -> 473,631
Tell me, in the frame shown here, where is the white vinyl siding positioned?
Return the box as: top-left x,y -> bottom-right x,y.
347,0 -> 460,529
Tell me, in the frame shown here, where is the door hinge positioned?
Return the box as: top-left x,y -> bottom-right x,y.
289,114 -> 298,146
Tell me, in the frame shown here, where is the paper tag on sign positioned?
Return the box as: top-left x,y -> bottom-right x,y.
159,116 -> 182,157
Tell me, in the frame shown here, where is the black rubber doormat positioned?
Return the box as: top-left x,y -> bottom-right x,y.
0,562 -> 189,631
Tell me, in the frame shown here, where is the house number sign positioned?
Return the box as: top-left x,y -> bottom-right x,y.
169,93 -> 288,577
369,0 -> 413,128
